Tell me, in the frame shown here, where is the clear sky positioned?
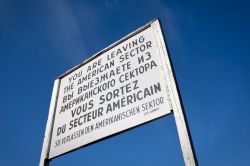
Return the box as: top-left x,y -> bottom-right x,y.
0,0 -> 249,165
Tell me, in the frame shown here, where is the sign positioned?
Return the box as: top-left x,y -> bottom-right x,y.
40,19 -> 198,166
48,20 -> 173,159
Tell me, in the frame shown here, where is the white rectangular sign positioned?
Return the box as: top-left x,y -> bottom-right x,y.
49,20 -> 173,159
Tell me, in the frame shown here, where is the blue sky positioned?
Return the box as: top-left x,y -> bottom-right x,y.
0,0 -> 249,165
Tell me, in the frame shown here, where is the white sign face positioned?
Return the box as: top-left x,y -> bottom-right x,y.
49,23 -> 172,159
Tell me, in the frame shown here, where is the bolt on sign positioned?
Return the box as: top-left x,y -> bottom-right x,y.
40,19 -> 197,166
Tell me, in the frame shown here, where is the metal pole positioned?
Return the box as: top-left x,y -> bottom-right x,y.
151,19 -> 198,166
39,79 -> 60,166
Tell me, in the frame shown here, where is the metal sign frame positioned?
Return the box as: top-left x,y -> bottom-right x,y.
39,19 -> 198,166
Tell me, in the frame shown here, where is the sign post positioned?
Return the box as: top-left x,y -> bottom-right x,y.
151,20 -> 198,165
40,19 -> 197,166
40,79 -> 60,166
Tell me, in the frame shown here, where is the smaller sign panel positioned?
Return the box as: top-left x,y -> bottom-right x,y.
49,20 -> 172,159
